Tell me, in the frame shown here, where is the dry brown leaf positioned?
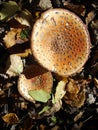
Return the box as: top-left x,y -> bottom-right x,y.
63,2 -> 86,16
64,78 -> 87,108
2,113 -> 19,124
3,28 -> 28,48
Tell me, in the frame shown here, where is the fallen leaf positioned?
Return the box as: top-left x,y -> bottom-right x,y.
64,78 -> 87,108
29,89 -> 51,103
3,28 -> 21,48
39,106 -> 50,115
3,28 -> 29,48
44,100 -> 62,116
63,2 -> 86,16
0,1 -> 20,21
6,54 -> 23,77
14,9 -> 33,27
38,0 -> 52,10
94,78 -> 98,88
86,11 -> 95,25
2,113 -> 19,124
54,80 -> 67,103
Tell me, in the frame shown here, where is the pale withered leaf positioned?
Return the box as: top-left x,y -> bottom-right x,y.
6,54 -> 23,77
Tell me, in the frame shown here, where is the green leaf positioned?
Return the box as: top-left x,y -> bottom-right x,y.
20,29 -> 29,39
51,116 -> 57,123
39,106 -> 50,115
0,1 -> 20,21
28,89 -> 51,103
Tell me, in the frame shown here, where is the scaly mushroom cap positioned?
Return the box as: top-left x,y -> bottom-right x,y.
18,64 -> 53,102
31,9 -> 90,76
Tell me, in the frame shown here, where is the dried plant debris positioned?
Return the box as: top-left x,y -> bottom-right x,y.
2,113 -> 19,124
94,78 -> 98,88
54,80 -> 67,103
74,111 -> 84,122
6,54 -> 23,77
14,9 -> 33,27
0,0 -> 98,130
43,80 -> 67,116
63,1 -> 86,16
38,0 -> 52,10
0,1 -> 20,21
64,78 -> 88,108
3,28 -> 29,48
90,19 -> 98,45
86,11 -> 96,25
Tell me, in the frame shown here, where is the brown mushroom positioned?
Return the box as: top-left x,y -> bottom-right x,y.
31,9 -> 90,77
18,64 -> 53,102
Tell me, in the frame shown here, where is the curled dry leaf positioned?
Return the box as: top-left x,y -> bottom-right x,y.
94,78 -> 98,88
54,80 -> 67,103
64,78 -> 87,108
3,28 -> 28,48
2,113 -> 19,124
38,0 -> 52,10
86,11 -> 96,25
6,54 -> 23,77
44,100 -> 62,116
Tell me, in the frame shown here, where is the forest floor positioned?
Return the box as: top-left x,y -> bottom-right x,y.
0,0 -> 98,130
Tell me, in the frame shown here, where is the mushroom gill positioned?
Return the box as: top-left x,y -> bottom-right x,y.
31,9 -> 90,77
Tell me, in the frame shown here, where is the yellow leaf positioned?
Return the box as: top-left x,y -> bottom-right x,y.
2,113 -> 19,124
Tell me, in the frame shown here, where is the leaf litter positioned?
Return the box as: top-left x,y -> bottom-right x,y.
0,0 -> 98,130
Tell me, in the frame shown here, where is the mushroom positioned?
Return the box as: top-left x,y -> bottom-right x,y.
31,9 -> 90,77
18,64 -> 53,102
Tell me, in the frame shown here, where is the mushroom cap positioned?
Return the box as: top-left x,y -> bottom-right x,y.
31,9 -> 90,76
18,64 -> 53,102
